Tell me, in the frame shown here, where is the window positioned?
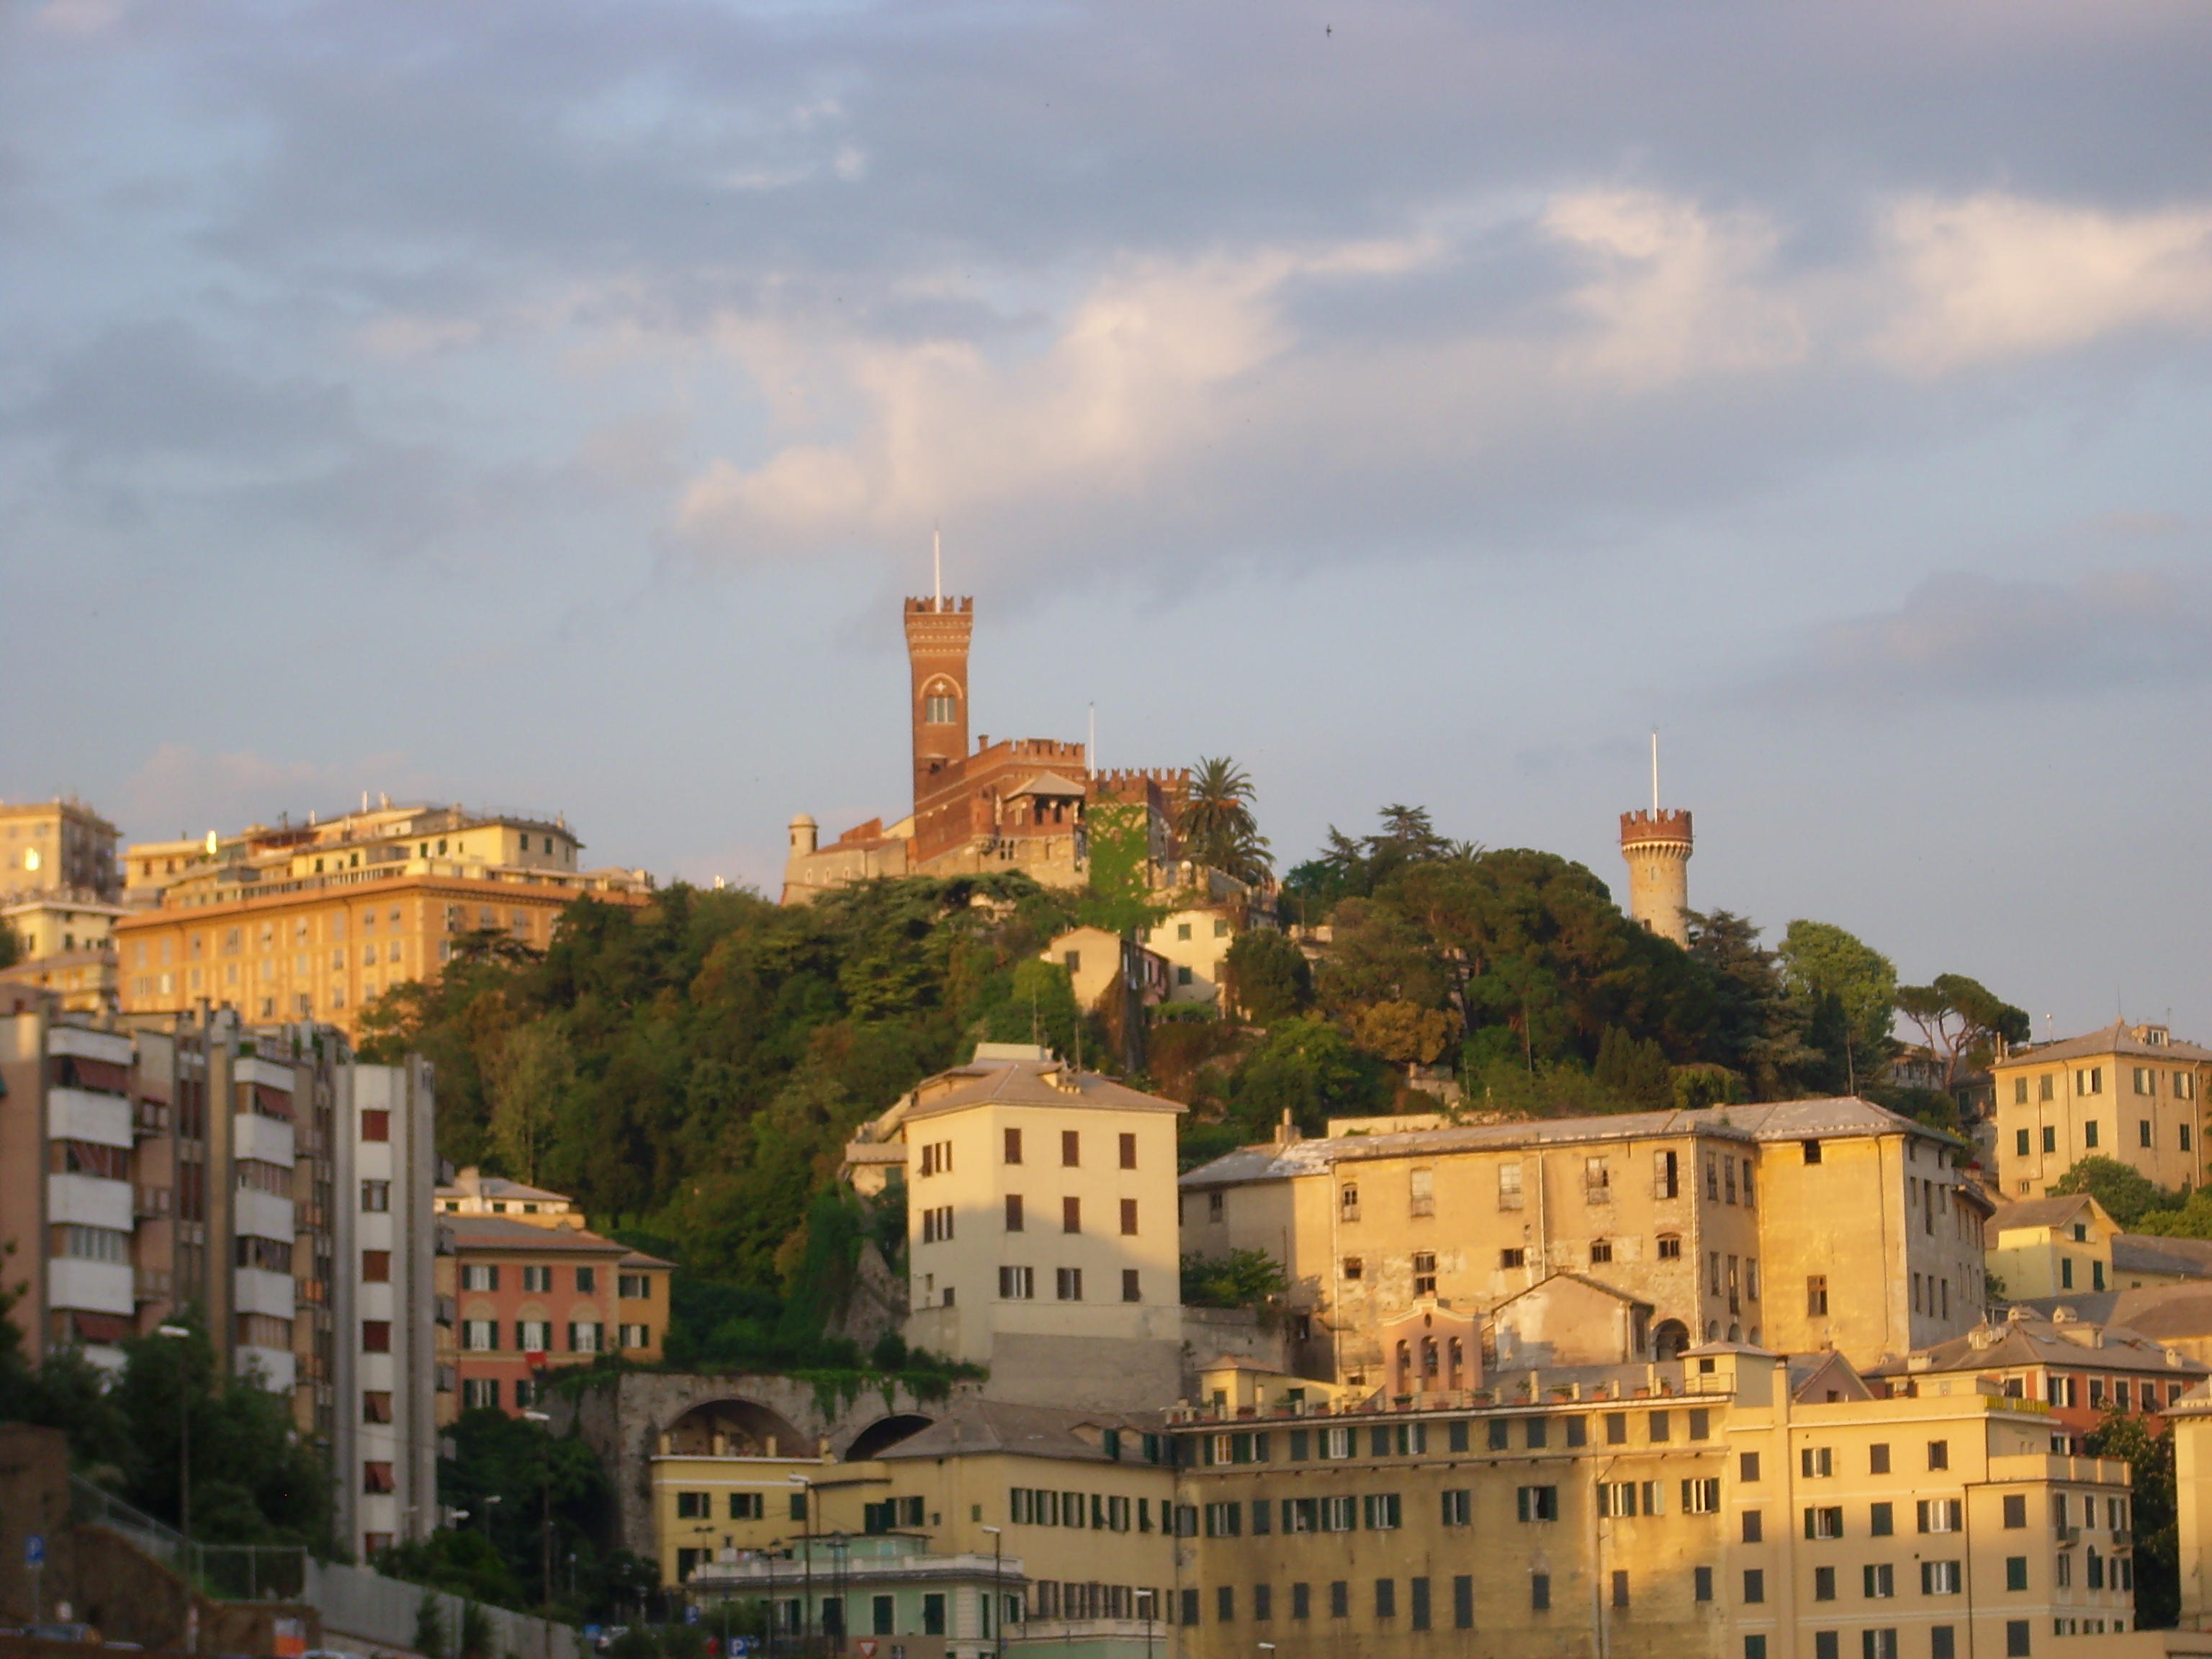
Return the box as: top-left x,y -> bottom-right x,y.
2078,1066 -> 2104,1096
1916,1498 -> 1962,1533
621,1272 -> 653,1299
361,1179 -> 391,1212
1741,1450 -> 1761,1481
1655,1148 -> 1680,1198
1590,1238 -> 1614,1264
1373,1578 -> 1397,1619
1410,1167 -> 1435,1215
1341,1256 -> 1363,1280
1863,1563 -> 1894,1598
1207,1190 -> 1224,1221
1362,1493 -> 1401,1529
361,1110 -> 390,1142
1931,1630 -> 1956,1659
521,1264 -> 552,1292
1064,1197 -> 1082,1233
1658,1233 -> 1682,1260
1120,1131 -> 1137,1169
2042,1125 -> 2057,1154
1500,1247 -> 1527,1269
361,1320 -> 392,1353
1683,1479 -> 1719,1514
2016,1128 -> 2031,1156
2005,1621 -> 2030,1658
462,1377 -> 498,1408
1061,1130 -> 1081,1166
361,1250 -> 391,1283
2085,1120 -> 2100,1149
1869,1442 -> 1890,1474
576,1266 -> 596,1292
1498,1163 -> 1524,1210
2142,1120 -> 2155,1148
1922,1560 -> 1961,1595
999,1266 -> 1035,1300
1006,1194 -> 1025,1231
1408,1575 -> 1429,1630
1328,1581 -> 1349,1619
1861,1633 -> 1898,1659
1803,1138 -> 1822,1164
1808,1275 -> 1829,1316
1516,1486 -> 1558,1522
363,1462 -> 395,1494
1870,1503 -> 1893,1537
1121,1267 -> 1142,1303
1441,1490 -> 1470,1525
461,1320 -> 498,1352
1802,1447 -> 1833,1478
1412,1251 -> 1437,1295
1056,1267 -> 1083,1300
1120,1198 -> 1138,1236
1610,1571 -> 1628,1609
516,1320 -> 551,1352
1586,1156 -> 1611,1202
1742,1511 -> 1763,1542
1927,1439 -> 1949,1471
1742,1569 -> 1765,1604
1453,1576 -> 1473,1629
2002,1494 -> 2028,1529
620,1323 -> 651,1349
923,693 -> 958,724
1529,1573 -> 1550,1612
1606,1413 -> 1627,1445
1813,1566 -> 1835,1601
1804,1506 -> 1843,1539
1292,1583 -> 1312,1621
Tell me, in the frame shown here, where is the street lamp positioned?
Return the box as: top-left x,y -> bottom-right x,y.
788,1476 -> 814,1655
523,1411 -> 554,1614
155,1324 -> 193,1560
979,1527 -> 1004,1659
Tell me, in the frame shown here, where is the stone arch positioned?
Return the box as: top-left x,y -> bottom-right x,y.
660,1397 -> 811,1459
1652,1318 -> 1691,1362
842,1413 -> 936,1461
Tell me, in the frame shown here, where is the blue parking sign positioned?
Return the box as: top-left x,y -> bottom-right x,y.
25,1534 -> 45,1567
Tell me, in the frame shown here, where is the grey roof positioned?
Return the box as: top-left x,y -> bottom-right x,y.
1997,1020 -> 2212,1066
1989,1195 -> 2100,1233
1864,1314 -> 2206,1378
877,1399 -> 1161,1464
904,1058 -> 1184,1122
2114,1234 -> 2212,1280
1006,772 -> 1089,799
446,1215 -> 628,1254
1181,1097 -> 1948,1187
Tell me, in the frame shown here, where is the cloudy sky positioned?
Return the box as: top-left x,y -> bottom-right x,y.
6,0 -> 2212,1038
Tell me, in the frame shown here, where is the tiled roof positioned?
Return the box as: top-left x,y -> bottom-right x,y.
2114,1234 -> 2212,1280
1995,1021 -> 2212,1066
877,1400 -> 1163,1464
904,1058 -> 1184,1122
1180,1097 -> 1947,1187
1989,1195 -> 2098,1233
1864,1314 -> 2206,1378
445,1214 -> 627,1253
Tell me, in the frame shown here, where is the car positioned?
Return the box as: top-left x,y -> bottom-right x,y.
25,1622 -> 104,1644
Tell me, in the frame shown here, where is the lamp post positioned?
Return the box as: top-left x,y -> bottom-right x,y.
979,1527 -> 1003,1659
522,1411 -> 554,1610
156,1324 -> 193,1567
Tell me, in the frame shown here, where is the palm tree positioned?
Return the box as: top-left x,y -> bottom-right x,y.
1179,757 -> 1272,885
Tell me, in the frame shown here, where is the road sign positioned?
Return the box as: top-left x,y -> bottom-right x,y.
857,1642 -> 878,1658
25,1534 -> 45,1567
584,1628 -> 601,1644
731,1640 -> 752,1656
684,1605 -> 701,1626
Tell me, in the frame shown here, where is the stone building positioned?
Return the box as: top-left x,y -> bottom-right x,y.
1992,1020 -> 2212,1200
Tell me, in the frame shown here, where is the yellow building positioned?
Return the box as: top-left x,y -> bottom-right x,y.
845,1046 -> 1188,1412
1986,1195 -> 2123,1300
0,797 -> 120,901
1180,1099 -> 1992,1381
115,803 -> 650,1036
436,1166 -> 588,1229
1993,1021 -> 2212,1199
1170,1343 -> 2137,1659
0,889 -> 128,1015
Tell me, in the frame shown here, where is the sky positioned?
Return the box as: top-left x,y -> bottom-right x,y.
6,0 -> 2212,1040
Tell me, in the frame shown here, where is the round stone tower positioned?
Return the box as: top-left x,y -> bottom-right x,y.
789,813 -> 819,856
1619,808 -> 1693,946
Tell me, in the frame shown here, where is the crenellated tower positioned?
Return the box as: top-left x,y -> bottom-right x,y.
904,595 -> 973,810
1619,807 -> 1694,947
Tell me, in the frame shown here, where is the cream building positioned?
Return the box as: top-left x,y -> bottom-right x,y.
1140,907 -> 1238,1005
1172,1343 -> 2137,1659
0,798 -> 120,902
844,1045 -> 1187,1412
115,802 -> 650,1036
1986,1195 -> 2123,1300
0,890 -> 129,1015
436,1166 -> 588,1228
1180,1099 -> 1991,1380
1993,1021 -> 2212,1199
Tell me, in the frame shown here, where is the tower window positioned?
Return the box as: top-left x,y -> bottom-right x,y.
924,693 -> 958,724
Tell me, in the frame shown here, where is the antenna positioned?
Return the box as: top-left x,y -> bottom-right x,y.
1650,730 -> 1660,813
1089,702 -> 1097,776
933,526 -> 943,611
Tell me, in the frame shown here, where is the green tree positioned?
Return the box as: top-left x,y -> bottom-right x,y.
1222,930 -> 1312,1026
1686,910 -> 1824,1099
1776,920 -> 1897,1094
1593,1026 -> 1672,1111
1894,974 -> 2031,1089
1180,1249 -> 1289,1310
1178,757 -> 1272,886
1228,1016 -> 1391,1136
0,918 -> 22,971
1080,803 -> 1168,937
2048,1156 -> 2180,1231
484,1017 -> 572,1184
2084,1410 -> 2177,1627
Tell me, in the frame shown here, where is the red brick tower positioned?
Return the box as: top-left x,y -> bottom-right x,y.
904,595 -> 974,812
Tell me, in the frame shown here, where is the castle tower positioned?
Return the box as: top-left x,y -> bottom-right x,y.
1619,808 -> 1693,945
904,595 -> 973,809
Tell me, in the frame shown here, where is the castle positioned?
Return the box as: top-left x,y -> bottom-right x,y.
781,595 -> 1188,902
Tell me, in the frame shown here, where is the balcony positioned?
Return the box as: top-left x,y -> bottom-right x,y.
232,1111 -> 295,1168
135,1267 -> 174,1302
133,1184 -> 173,1220
49,1087 -> 133,1151
50,1172 -> 133,1233
2056,1525 -> 2082,1547
133,1100 -> 171,1137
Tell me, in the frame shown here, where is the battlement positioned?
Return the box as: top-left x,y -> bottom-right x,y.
976,737 -> 1087,760
904,595 -> 974,614
1619,808 -> 1693,848
1099,768 -> 1189,786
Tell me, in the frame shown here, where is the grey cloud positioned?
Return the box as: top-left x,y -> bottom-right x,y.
1755,566 -> 2212,705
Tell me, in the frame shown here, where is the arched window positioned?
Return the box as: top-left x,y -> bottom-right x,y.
1652,1318 -> 1690,1362
923,693 -> 958,724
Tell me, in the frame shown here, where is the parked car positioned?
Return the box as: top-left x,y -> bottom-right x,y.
25,1622 -> 104,1644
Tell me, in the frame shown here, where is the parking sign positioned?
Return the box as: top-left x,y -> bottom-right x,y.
25,1534 -> 45,1567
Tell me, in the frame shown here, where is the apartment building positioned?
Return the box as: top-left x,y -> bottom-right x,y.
115,801 -> 651,1037
0,797 -> 120,902
439,1213 -> 670,1420
1986,1196 -> 2123,1300
1180,1100 -> 1990,1381
1992,1021 -> 2212,1199
656,1395 -> 1177,1659
436,1166 -> 588,1228
1169,1345 -> 2136,1659
0,1004 -> 443,1559
845,1044 -> 1187,1412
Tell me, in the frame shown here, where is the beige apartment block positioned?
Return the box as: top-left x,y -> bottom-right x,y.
845,1046 -> 1187,1412
1987,1195 -> 2123,1300
0,797 -> 120,902
1169,1344 -> 2136,1659
1993,1021 -> 2212,1199
1181,1099 -> 1991,1380
0,889 -> 129,1015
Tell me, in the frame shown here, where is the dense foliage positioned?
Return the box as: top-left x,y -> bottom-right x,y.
2085,1409 -> 2178,1627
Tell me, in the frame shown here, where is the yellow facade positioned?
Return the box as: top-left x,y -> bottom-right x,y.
0,798 -> 120,901
1985,1195 -> 2122,1300
1992,1022 -> 2212,1199
1172,1348 -> 2136,1659
1182,1101 -> 1990,1380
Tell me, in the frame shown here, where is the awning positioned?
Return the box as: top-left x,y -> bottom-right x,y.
250,1082 -> 295,1121
70,1311 -> 134,1344
67,1057 -> 132,1095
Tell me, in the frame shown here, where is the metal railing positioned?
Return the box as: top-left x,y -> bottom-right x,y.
71,1477 -> 307,1600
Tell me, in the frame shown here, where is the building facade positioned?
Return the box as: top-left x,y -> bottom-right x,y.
1169,1344 -> 2137,1659
1179,1100 -> 1991,1381
846,1046 -> 1187,1413
1992,1022 -> 2212,1200
0,797 -> 120,902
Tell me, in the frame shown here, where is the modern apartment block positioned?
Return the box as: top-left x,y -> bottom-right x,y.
0,796 -> 121,902
1179,1099 -> 1992,1380
114,800 -> 651,1036
0,1004 -> 443,1560
845,1043 -> 1188,1413
0,887 -> 127,1014
1168,1345 -> 2138,1659
1992,1021 -> 2212,1199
